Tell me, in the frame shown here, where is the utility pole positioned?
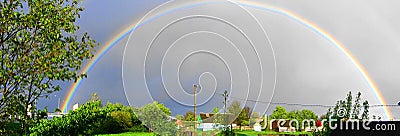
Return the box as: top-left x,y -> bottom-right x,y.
193,84 -> 197,132
222,90 -> 228,126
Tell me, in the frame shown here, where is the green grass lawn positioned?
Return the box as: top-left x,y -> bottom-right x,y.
235,130 -> 313,136
98,132 -> 155,136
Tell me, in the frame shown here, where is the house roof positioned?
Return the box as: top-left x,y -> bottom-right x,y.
199,112 -> 236,123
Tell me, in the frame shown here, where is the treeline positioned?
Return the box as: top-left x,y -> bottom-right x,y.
30,94 -> 176,135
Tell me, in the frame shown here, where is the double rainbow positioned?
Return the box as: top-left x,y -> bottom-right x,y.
61,1 -> 393,119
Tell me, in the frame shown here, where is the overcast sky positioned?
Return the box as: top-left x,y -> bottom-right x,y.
38,0 -> 400,120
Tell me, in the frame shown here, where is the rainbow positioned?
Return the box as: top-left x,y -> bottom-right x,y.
61,1 -> 392,119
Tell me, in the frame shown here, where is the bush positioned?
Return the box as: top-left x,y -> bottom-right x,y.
129,125 -> 148,132
100,111 -> 134,134
29,100 -> 106,135
95,103 -> 143,134
137,102 -> 177,135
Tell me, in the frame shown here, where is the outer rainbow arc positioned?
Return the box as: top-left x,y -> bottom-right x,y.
243,2 -> 392,119
61,1 -> 392,119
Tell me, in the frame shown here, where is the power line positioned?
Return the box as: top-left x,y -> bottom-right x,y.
214,92 -> 400,108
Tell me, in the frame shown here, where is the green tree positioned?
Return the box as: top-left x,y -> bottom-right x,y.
228,101 -> 241,117
361,100 -> 369,119
153,101 -> 171,116
226,101 -> 252,129
300,109 -> 318,121
270,106 -> 288,119
213,107 -> 219,113
108,111 -> 133,133
0,0 -> 97,134
345,91 -> 353,119
296,109 -> 318,130
184,111 -> 195,121
100,102 -> 142,134
236,107 -> 251,129
269,106 -> 318,131
137,101 -> 176,135
213,112 -> 223,124
326,91 -> 369,120
227,101 -> 241,129
321,91 -> 370,135
352,92 -> 362,119
33,106 -> 48,121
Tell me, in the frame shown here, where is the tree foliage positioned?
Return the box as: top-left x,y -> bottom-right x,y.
29,100 -> 105,136
319,91 -> 370,135
30,95 -> 146,135
228,101 -> 241,116
269,106 -> 318,130
213,106 -> 219,113
99,102 -> 143,134
175,114 -> 184,120
153,101 -> 171,116
0,0 -> 97,134
31,100 -> 175,135
136,101 -> 176,135
184,111 -> 195,121
326,91 -> 369,120
270,106 -> 288,119
236,107 -> 250,127
226,101 -> 253,129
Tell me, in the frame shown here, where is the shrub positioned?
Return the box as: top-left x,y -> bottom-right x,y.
29,100 -> 106,135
